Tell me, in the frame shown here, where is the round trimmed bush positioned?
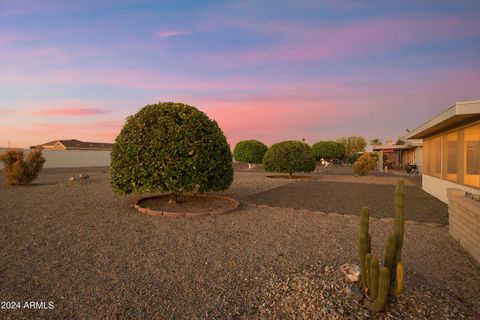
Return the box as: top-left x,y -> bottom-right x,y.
263,141 -> 316,177
111,102 -> 234,201
233,140 -> 268,165
312,141 -> 345,161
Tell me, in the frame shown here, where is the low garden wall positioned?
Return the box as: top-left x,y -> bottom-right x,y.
0,149 -> 111,169
447,188 -> 480,263
423,174 -> 479,203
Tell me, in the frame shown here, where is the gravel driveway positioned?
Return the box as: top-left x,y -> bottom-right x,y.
0,168 -> 478,319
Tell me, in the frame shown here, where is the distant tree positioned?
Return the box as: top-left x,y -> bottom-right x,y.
311,141 -> 345,161
233,140 -> 268,168
263,141 -> 316,178
369,138 -> 383,148
338,136 -> 367,158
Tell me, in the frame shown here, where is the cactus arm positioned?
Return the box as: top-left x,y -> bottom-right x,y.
360,207 -> 370,235
359,207 -> 371,291
394,180 -> 405,262
393,262 -> 404,297
395,180 -> 406,220
359,233 -> 369,289
384,233 -> 397,270
365,253 -> 372,293
366,267 -> 390,313
370,256 -> 379,300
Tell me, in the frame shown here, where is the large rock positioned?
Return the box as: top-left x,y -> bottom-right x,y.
339,263 -> 360,282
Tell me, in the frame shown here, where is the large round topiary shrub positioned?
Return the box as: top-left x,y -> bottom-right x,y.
233,140 -> 268,168
263,141 -> 316,177
312,141 -> 345,161
111,102 -> 234,203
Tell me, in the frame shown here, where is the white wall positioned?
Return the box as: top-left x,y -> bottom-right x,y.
0,149 -> 111,169
423,174 -> 479,203
415,146 -> 423,173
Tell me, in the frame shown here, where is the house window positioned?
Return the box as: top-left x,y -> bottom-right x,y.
423,139 -> 431,175
464,124 -> 480,187
431,136 -> 442,178
446,132 -> 457,182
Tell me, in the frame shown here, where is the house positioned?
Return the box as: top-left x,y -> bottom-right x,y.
373,137 -> 423,173
406,100 -> 480,203
35,139 -> 114,151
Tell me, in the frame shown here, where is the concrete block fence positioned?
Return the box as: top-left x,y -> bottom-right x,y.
0,149 -> 111,169
447,188 -> 480,263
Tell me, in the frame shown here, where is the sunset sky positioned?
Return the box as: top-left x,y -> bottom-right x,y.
1,0 -> 479,148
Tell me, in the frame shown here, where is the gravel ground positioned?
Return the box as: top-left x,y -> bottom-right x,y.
0,168 -> 479,319
244,180 -> 448,225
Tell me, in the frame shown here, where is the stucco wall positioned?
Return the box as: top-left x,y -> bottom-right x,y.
447,188 -> 480,263
414,146 -> 423,173
0,149 -> 111,169
423,174 -> 479,203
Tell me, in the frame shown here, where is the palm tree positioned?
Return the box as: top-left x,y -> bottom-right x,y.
369,138 -> 382,148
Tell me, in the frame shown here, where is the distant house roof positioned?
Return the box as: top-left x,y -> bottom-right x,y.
373,144 -> 415,151
395,136 -> 422,147
406,100 -> 480,139
37,139 -> 114,151
372,135 -> 422,152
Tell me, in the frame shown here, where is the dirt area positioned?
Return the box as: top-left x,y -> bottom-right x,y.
139,195 -> 237,214
243,180 -> 448,225
266,175 -> 316,180
0,167 -> 478,319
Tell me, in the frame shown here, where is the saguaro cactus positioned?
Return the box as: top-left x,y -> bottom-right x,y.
358,180 -> 406,312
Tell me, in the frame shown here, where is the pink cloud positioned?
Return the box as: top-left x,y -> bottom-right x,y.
0,120 -> 122,148
0,66 -> 261,92
199,15 -> 480,67
30,107 -> 110,116
186,94 -> 363,146
0,109 -> 15,116
154,29 -> 190,38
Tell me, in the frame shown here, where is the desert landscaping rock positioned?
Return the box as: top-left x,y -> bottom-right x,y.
0,167 -> 479,319
258,263 -> 473,319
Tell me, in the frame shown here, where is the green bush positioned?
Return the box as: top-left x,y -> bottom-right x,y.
110,102 -> 234,202
0,149 -> 45,186
263,141 -> 316,177
353,152 -> 377,176
312,141 -> 345,160
233,140 -> 268,165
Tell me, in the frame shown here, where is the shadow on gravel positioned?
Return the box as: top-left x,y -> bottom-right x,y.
244,180 -> 448,224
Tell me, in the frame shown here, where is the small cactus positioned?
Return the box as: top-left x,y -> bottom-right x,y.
358,180 -> 406,312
